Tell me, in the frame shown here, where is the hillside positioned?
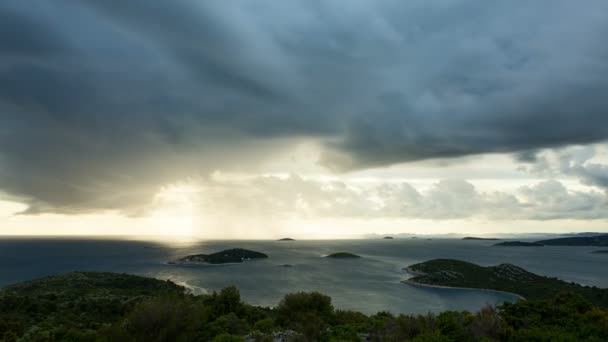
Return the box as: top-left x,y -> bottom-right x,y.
536,234 -> 608,246
169,248 -> 268,265
2,271 -> 608,341
0,272 -> 185,340
404,259 -> 608,306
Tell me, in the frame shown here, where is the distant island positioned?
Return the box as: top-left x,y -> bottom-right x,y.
591,250 -> 608,254
325,252 -> 361,259
168,248 -> 268,265
493,241 -> 543,247
535,234 -> 608,246
277,238 -> 295,241
462,237 -> 501,240
383,236 -> 394,239
403,259 -> 608,305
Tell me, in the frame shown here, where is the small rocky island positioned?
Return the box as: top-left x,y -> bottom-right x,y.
462,237 -> 500,240
383,236 -> 394,239
277,238 -> 295,241
325,252 -> 361,259
169,248 -> 268,265
493,241 -> 543,247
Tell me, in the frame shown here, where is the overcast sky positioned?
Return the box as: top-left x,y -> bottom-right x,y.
1,1 -> 607,238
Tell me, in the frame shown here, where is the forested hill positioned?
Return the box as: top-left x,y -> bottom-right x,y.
405,259 -> 608,306
2,271 -> 608,341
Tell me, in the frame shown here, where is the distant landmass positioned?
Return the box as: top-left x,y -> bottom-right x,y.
278,238 -> 295,241
462,237 -> 501,240
169,248 -> 268,265
325,252 -> 361,259
383,236 -> 394,239
535,234 -> 608,246
403,259 -> 608,305
591,250 -> 608,254
494,241 -> 543,247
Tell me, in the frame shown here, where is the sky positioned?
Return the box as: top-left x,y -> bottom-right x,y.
1,0 -> 608,239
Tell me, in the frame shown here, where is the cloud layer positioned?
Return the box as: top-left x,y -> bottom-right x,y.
1,1 -> 608,212
175,176 -> 608,221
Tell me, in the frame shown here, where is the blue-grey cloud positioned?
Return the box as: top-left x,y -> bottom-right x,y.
1,0 -> 608,212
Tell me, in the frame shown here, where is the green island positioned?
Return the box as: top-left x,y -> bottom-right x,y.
535,234 -> 608,246
463,237 -> 501,241
493,241 -> 543,247
325,252 -> 361,259
382,236 -> 394,239
277,238 -> 295,241
2,271 -> 608,341
404,259 -> 608,306
169,248 -> 268,265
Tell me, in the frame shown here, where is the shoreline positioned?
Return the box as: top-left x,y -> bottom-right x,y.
400,279 -> 526,301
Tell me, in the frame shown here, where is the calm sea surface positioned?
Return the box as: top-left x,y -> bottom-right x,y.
0,237 -> 606,314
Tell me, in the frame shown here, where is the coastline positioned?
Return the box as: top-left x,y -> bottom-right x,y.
400,278 -> 526,301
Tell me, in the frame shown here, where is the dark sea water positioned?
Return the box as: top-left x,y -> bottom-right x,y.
0,237 -> 606,314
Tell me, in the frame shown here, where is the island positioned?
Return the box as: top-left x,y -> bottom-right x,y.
168,248 -> 268,265
591,250 -> 608,254
402,259 -> 608,305
462,237 -> 501,240
493,241 -> 543,247
383,236 -> 394,239
535,234 -> 608,246
278,238 -> 295,241
325,252 -> 361,259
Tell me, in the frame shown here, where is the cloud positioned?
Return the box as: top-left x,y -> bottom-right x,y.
1,1 -> 608,212
516,145 -> 608,192
186,176 -> 608,221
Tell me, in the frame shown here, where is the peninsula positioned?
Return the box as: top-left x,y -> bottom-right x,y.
403,259 -> 608,305
169,248 -> 268,265
535,234 -> 608,246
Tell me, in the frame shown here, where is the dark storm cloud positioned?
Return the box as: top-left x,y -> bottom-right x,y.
1,0 -> 608,212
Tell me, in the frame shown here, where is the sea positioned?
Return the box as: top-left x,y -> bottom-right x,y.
0,237 -> 606,315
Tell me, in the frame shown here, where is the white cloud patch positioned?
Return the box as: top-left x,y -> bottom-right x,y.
179,175 -> 608,221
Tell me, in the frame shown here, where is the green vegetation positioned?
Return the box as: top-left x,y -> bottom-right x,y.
536,234 -> 608,246
2,271 -> 608,341
325,252 -> 362,259
463,237 -> 501,241
169,248 -> 268,265
405,259 -> 608,306
493,241 -> 543,247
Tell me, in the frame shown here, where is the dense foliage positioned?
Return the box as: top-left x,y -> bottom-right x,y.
1,272 -> 608,341
407,259 -> 608,306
